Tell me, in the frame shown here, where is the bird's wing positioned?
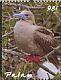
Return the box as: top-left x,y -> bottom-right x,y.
35,27 -> 54,36
34,27 -> 59,54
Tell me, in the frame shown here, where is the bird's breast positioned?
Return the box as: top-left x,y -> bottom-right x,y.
14,22 -> 41,54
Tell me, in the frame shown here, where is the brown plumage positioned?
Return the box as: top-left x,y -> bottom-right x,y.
14,10 -> 59,68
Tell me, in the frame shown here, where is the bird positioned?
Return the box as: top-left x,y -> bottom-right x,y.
13,10 -> 59,68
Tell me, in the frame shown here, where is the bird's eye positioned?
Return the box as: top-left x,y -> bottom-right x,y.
25,14 -> 28,16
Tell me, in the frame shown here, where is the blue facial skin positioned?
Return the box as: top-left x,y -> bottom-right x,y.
13,13 -> 28,20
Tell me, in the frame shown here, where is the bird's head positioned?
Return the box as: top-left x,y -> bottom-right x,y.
13,10 -> 35,25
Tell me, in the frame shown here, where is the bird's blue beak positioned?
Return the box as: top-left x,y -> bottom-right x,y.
13,13 -> 28,20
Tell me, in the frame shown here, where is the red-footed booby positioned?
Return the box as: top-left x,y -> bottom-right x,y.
13,10 -> 59,67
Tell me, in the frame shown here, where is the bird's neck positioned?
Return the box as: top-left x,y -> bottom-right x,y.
20,19 -> 35,25
26,20 -> 34,25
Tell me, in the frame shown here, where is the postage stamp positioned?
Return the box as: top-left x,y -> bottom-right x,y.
2,1 -> 61,80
